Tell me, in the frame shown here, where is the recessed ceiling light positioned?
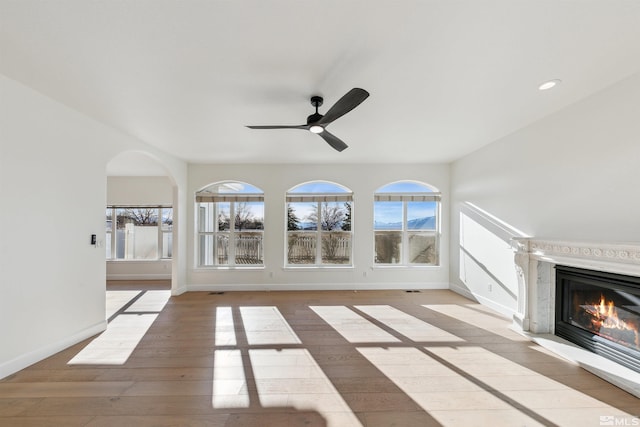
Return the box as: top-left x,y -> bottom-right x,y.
539,79 -> 562,91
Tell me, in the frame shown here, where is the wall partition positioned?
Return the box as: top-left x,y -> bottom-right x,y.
187,163 -> 450,291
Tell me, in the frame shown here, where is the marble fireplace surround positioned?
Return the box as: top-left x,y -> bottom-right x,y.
510,238 -> 640,397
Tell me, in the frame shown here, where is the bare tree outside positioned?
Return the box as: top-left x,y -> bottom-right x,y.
308,202 -> 352,263
234,202 -> 263,231
118,208 -> 158,227
307,202 -> 347,231
218,209 -> 230,231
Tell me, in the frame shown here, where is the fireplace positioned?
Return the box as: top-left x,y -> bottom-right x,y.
555,265 -> 640,373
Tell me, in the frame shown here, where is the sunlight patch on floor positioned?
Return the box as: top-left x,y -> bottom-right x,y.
68,290 -> 171,365
239,306 -> 301,345
105,290 -> 140,319
250,348 -> 362,426
423,304 -> 529,341
68,314 -> 158,365
211,306 -> 362,426
212,349 -> 250,409
310,306 -> 400,343
356,346 -> 543,426
355,305 -> 465,342
424,345 -> 638,425
214,306 -> 236,346
125,290 -> 171,312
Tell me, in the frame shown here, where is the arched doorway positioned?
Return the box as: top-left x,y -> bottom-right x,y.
105,151 -> 179,293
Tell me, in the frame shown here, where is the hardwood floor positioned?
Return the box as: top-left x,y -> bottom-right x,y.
105,280 -> 171,291
1,288 -> 638,426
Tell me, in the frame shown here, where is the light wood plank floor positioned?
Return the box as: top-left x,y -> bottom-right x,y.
1,288 -> 638,426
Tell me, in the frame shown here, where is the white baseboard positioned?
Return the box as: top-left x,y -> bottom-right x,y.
187,282 -> 450,292
449,282 -> 516,319
473,294 -> 516,319
448,282 -> 476,300
172,285 -> 188,296
0,320 -> 107,380
107,274 -> 172,281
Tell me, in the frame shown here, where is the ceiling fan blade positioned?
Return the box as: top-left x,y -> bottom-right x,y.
317,88 -> 369,125
319,129 -> 348,152
246,125 -> 309,130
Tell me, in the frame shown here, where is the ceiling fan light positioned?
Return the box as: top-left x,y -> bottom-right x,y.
309,125 -> 324,134
538,79 -> 561,91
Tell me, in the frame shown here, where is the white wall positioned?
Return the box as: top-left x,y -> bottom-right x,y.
188,163 -> 450,290
450,72 -> 640,317
0,74 -> 187,378
107,176 -> 172,205
106,176 -> 173,280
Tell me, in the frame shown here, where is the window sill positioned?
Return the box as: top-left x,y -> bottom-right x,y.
193,266 -> 265,271
373,264 -> 440,269
283,265 -> 354,271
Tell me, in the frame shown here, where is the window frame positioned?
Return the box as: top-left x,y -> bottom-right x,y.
196,182 -> 265,269
285,182 -> 354,268
106,205 -> 173,261
373,182 -> 441,267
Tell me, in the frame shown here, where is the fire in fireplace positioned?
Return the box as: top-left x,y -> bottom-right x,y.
574,293 -> 639,350
556,265 -> 640,373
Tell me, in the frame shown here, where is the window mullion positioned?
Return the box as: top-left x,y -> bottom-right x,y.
157,207 -> 163,260
402,200 -> 408,265
110,207 -> 115,259
110,207 -> 116,259
197,206 -> 205,266
112,207 -> 116,259
316,201 -> 322,265
229,203 -> 236,266
213,203 -> 220,266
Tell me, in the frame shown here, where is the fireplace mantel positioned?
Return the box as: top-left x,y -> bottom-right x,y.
509,238 -> 640,397
510,238 -> 640,333
526,239 -> 640,275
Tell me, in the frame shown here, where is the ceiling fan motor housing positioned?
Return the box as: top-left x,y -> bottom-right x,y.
307,112 -> 323,124
308,96 -> 324,124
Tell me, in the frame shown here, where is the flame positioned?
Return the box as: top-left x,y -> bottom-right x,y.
582,294 -> 639,349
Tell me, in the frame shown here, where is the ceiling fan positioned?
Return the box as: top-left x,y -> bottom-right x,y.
246,88 -> 369,152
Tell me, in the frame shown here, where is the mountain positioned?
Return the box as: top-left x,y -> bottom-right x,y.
293,216 -> 436,231
374,221 -> 402,230
407,216 -> 436,230
374,216 -> 435,230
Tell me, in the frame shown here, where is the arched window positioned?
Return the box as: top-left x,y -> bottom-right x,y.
196,181 -> 264,267
286,181 -> 353,266
374,181 -> 440,266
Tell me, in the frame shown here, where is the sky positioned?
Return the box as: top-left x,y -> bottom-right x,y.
374,201 -> 436,226
288,181 -> 350,193
374,181 -> 436,225
204,180 -> 437,226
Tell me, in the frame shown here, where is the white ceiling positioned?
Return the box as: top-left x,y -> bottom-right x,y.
2,0 -> 640,165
